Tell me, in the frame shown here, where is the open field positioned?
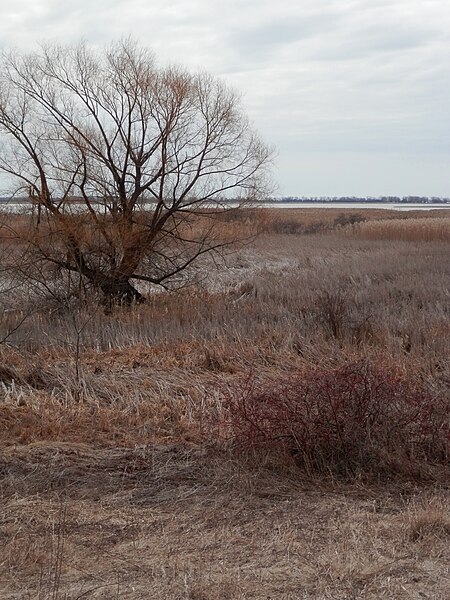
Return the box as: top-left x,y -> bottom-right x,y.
0,208 -> 449,599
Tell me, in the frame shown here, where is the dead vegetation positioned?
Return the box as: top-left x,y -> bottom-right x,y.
0,445 -> 449,599
351,217 -> 450,242
0,207 -> 449,598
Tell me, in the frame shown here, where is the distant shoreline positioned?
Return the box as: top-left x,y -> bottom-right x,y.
1,197 -> 449,205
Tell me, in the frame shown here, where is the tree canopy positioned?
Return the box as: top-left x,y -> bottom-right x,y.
0,40 -> 273,304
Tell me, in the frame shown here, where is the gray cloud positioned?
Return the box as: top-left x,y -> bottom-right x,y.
0,0 -> 449,195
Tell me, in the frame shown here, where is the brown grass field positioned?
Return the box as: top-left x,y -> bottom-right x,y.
0,208 -> 449,599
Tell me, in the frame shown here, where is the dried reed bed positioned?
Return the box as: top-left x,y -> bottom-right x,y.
251,206 -> 450,235
350,216 -> 450,242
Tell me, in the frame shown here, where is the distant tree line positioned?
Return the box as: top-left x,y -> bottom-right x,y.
269,196 -> 450,204
2,195 -> 448,205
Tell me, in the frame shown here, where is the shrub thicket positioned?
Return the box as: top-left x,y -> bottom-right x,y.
223,361 -> 449,479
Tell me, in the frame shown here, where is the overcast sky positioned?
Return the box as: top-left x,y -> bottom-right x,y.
1,0 -> 449,196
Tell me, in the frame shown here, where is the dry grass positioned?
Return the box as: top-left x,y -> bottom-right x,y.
407,498 -> 450,544
0,208 -> 449,598
0,445 -> 449,600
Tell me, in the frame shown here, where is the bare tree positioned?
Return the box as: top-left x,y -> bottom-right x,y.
0,40 -> 272,305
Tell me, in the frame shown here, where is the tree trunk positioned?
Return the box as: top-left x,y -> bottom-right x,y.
100,277 -> 145,309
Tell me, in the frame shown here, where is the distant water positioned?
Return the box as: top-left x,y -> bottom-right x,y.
1,201 -> 449,213
262,202 -> 450,211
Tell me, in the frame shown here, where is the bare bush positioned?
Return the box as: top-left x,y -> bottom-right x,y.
333,212 -> 366,227
222,360 -> 449,480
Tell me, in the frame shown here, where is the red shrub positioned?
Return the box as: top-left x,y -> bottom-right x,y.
223,361 -> 449,479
